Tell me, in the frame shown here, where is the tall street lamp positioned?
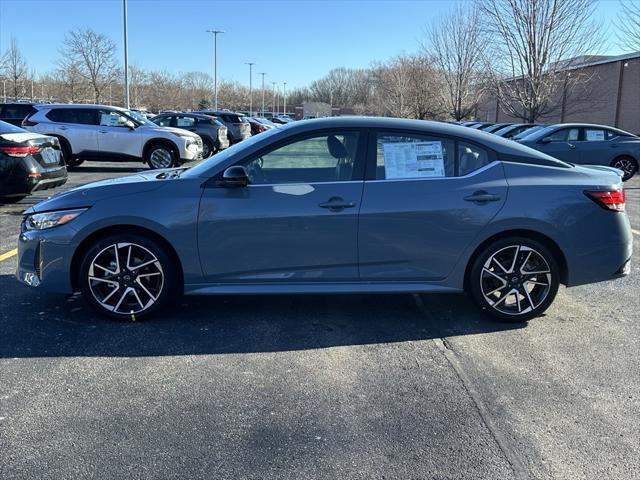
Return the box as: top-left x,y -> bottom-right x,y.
123,0 -> 130,108
245,62 -> 255,116
258,72 -> 267,116
206,29 -> 224,110
283,82 -> 287,116
272,81 -> 277,116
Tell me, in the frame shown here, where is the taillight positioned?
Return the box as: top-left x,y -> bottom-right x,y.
0,145 -> 42,157
585,190 -> 625,212
22,119 -> 39,127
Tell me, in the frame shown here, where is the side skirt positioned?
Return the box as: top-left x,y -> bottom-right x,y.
184,282 -> 463,296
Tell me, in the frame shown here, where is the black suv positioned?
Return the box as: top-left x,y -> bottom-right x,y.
0,103 -> 37,127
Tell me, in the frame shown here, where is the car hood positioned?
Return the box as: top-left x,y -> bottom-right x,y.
25,171 -> 171,214
140,125 -> 200,138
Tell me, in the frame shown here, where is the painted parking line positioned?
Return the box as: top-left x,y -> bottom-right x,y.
0,248 -> 17,262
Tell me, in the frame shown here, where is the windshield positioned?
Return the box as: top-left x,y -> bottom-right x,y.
125,110 -> 155,126
0,119 -> 26,134
493,125 -> 516,136
182,126 -> 281,178
513,125 -> 546,140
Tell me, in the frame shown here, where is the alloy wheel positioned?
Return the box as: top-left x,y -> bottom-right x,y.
612,158 -> 638,181
149,147 -> 173,169
202,141 -> 212,158
480,245 -> 552,316
87,242 -> 164,315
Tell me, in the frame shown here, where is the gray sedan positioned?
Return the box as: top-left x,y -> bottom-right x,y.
518,123 -> 640,180
16,117 -> 632,323
151,113 -> 229,158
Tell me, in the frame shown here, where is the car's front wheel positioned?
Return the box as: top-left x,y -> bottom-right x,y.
202,139 -> 214,158
146,143 -> 176,169
79,234 -> 179,320
468,237 -> 560,322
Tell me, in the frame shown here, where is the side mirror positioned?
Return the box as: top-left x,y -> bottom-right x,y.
220,165 -> 249,187
540,137 -> 552,144
125,120 -> 136,130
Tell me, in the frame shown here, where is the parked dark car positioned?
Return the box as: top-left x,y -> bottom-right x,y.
242,116 -> 277,134
16,117 -> 632,323
151,113 -> 229,158
0,103 -> 37,127
493,123 -> 543,139
270,116 -> 294,125
512,125 -> 546,140
253,117 -> 278,130
0,120 -> 67,202
481,123 -> 514,133
197,110 -> 251,144
470,122 -> 494,129
518,123 -> 640,180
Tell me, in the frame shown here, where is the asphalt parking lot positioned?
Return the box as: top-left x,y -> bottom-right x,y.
0,162 -> 639,480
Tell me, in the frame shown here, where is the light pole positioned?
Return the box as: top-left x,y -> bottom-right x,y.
283,82 -> 287,116
258,72 -> 266,116
245,62 -> 255,116
272,81 -> 277,116
123,0 -> 130,108
206,29 -> 224,110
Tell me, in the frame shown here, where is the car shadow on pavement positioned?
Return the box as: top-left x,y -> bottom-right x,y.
0,274 -> 525,358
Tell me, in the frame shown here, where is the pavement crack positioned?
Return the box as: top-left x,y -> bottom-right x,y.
413,294 -> 530,480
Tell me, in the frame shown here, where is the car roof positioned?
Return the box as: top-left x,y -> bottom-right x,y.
543,123 -> 636,136
155,112 -> 214,119
35,103 -> 127,111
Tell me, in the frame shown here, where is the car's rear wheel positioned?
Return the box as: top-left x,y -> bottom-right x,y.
58,137 -> 84,168
468,237 -> 560,322
202,139 -> 214,158
146,144 -> 176,169
611,156 -> 638,181
79,234 -> 178,320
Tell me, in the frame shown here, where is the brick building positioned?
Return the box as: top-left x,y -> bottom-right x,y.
476,52 -> 640,134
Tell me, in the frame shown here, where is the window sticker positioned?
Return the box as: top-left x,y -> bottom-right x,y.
101,113 -> 122,127
586,130 -> 605,141
382,141 -> 445,179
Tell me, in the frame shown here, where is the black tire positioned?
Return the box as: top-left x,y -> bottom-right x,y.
145,143 -> 177,169
202,138 -> 215,158
57,137 -> 84,168
611,156 -> 638,181
78,233 -> 180,320
468,236 -> 560,323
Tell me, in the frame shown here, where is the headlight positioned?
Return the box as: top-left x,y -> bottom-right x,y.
24,208 -> 88,231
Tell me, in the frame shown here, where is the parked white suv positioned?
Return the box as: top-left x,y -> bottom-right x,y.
23,104 -> 203,169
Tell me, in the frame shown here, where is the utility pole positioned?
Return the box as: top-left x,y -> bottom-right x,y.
123,0 -> 130,108
283,82 -> 287,116
206,29 -> 224,110
245,62 -> 255,116
258,72 -> 266,116
272,81 -> 277,116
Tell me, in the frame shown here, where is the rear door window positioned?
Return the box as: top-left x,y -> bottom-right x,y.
1,104 -> 35,119
153,116 -> 173,127
375,133 -> 455,179
547,128 -> 580,142
583,128 -> 606,141
46,108 -> 98,125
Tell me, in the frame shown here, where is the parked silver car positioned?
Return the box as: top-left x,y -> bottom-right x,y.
151,113 -> 229,158
196,110 -> 251,144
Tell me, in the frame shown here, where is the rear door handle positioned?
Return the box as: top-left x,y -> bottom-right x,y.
319,197 -> 356,211
464,191 -> 500,203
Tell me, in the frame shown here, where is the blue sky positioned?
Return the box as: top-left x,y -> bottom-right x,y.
0,0 -> 628,89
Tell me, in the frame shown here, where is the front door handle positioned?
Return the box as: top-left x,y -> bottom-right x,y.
464,191 -> 500,203
319,197 -> 356,211
568,143 -> 576,149
99,130 -> 108,134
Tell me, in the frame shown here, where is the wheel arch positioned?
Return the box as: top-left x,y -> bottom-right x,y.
463,229 -> 568,290
142,138 -> 180,163
70,224 -> 184,293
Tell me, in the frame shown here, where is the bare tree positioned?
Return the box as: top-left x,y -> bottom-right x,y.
2,37 -> 29,99
617,0 -> 640,51
370,56 -> 413,117
424,4 -> 487,120
479,0 -> 601,122
60,28 -> 118,103
55,56 -> 85,103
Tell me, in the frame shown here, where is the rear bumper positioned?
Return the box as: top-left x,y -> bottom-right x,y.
0,159 -> 67,196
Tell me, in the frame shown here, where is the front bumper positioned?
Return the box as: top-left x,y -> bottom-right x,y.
16,223 -> 75,294
178,137 -> 204,163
